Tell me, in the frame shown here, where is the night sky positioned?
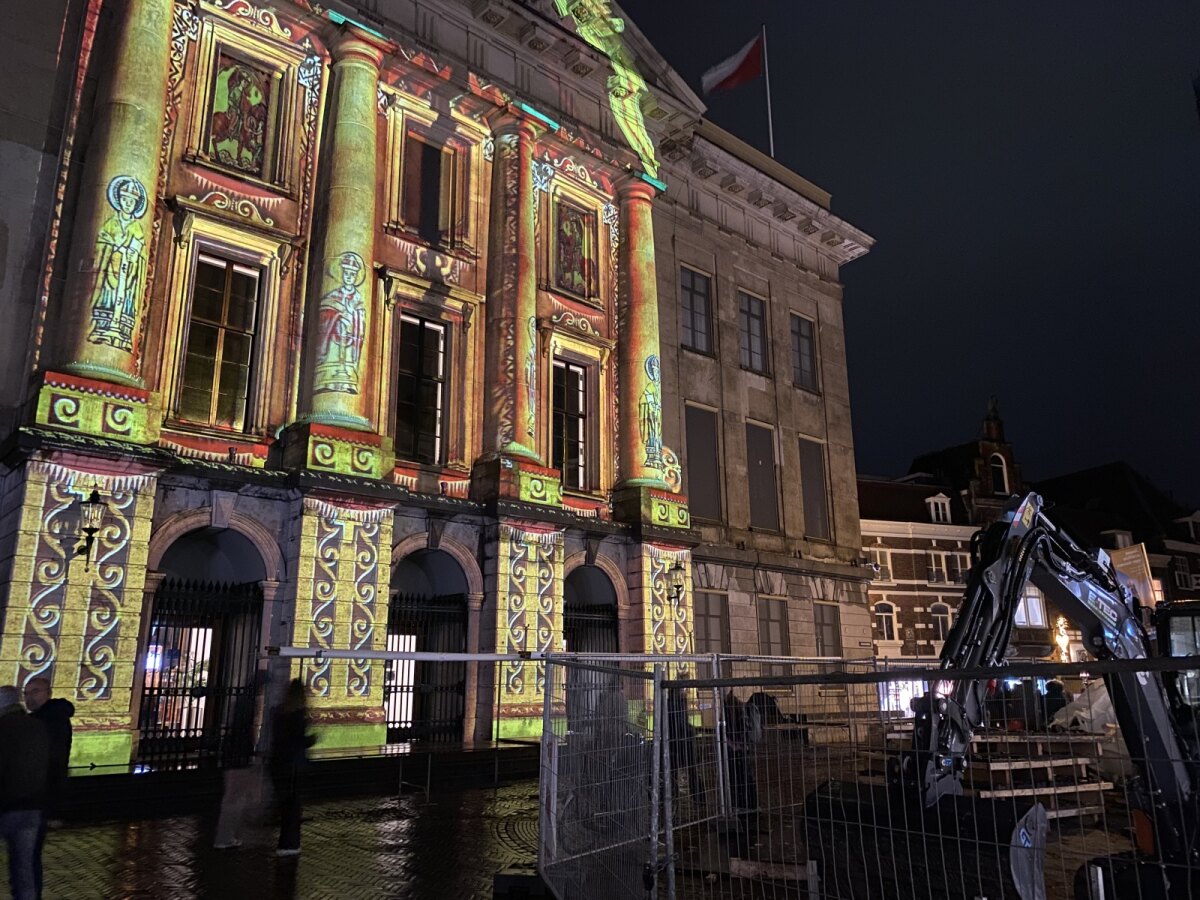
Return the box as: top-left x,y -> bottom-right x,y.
625,2 -> 1200,507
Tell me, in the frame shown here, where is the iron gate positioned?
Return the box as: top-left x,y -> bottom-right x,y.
563,601 -> 619,654
384,592 -> 467,743
136,579 -> 262,770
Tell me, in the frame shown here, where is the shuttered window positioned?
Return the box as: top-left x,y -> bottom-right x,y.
798,438 -> 831,540
746,422 -> 779,531
685,405 -> 721,521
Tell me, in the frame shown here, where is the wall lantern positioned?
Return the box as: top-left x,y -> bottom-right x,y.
669,560 -> 686,600
66,489 -> 108,571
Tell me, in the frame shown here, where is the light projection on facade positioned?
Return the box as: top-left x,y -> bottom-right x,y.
314,251 -> 368,395
87,176 -> 150,353
208,54 -> 271,174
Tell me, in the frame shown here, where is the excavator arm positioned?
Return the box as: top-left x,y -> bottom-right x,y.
899,493 -> 1198,895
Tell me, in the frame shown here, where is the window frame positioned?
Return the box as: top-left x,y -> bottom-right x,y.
684,403 -> 723,522
869,547 -> 892,582
990,453 -> 1010,495
679,264 -> 714,356
798,436 -> 832,541
930,602 -> 952,643
927,551 -> 948,584
175,253 -> 262,432
693,590 -> 732,654
745,420 -> 781,532
552,356 -> 593,492
737,289 -> 770,375
393,313 -> 449,466
161,223 -> 285,438
813,601 -> 842,658
874,601 -> 898,643
756,595 -> 791,658
789,313 -> 819,392
1015,587 -> 1047,628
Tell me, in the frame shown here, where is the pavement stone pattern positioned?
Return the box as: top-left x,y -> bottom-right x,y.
6,782 -> 541,900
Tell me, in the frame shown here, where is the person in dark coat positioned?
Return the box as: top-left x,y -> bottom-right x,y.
0,685 -> 49,900
269,679 -> 316,856
24,677 -> 72,898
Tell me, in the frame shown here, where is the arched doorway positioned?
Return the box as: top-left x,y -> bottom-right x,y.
387,548 -> 469,743
137,527 -> 266,769
563,565 -> 619,654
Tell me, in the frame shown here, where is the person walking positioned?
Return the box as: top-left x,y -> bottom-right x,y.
25,676 -> 73,895
0,685 -> 49,900
269,679 -> 315,857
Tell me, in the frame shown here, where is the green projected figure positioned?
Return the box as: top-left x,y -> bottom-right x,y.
87,176 -> 149,353
554,0 -> 660,180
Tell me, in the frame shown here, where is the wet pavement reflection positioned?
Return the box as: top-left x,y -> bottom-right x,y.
34,781 -> 540,899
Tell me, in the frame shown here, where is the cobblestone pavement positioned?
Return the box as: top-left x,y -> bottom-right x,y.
15,781 -> 540,900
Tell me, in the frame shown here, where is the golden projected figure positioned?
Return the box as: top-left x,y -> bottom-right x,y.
553,0 -> 659,179
87,176 -> 149,353
315,252 -> 367,395
638,354 -> 663,468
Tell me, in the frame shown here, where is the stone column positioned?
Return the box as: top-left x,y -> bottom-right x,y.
57,0 -> 173,385
303,33 -> 383,430
616,178 -> 668,490
463,591 -> 484,744
482,115 -> 539,461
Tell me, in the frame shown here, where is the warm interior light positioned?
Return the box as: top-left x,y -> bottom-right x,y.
79,489 -> 105,535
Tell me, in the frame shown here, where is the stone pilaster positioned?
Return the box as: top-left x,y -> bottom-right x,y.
291,496 -> 393,749
627,544 -> 694,668
490,522 -> 563,737
481,114 -> 540,463
56,0 -> 173,387
463,591 -> 484,743
0,458 -> 160,768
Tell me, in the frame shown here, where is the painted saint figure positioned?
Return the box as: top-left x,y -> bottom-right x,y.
209,57 -> 270,175
639,354 -> 664,469
87,176 -> 149,353
555,203 -> 593,296
314,252 -> 367,395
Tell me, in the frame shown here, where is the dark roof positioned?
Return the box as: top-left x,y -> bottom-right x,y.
1035,462 -> 1191,543
857,478 -> 971,525
907,441 -> 981,490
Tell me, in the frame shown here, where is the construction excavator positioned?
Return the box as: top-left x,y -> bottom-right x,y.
805,492 -> 1198,899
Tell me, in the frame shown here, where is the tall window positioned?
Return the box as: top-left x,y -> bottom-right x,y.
1174,557 -> 1192,590
693,591 -> 731,654
798,438 -> 831,540
927,495 -> 951,523
869,547 -> 891,581
990,453 -> 1009,495
814,602 -> 842,657
402,134 -> 460,245
790,314 -> 818,391
680,266 -> 712,354
395,315 -> 446,465
1015,587 -> 1047,628
874,602 -> 897,642
745,422 -> 780,531
553,360 -> 588,489
948,552 -> 971,584
927,552 -> 947,583
931,603 -> 952,642
738,291 -> 768,373
685,405 -> 722,521
178,255 -> 259,430
757,597 -> 790,657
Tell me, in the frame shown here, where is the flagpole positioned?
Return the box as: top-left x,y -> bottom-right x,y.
761,23 -> 775,158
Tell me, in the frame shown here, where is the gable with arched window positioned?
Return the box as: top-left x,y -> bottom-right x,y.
990,453 -> 1009,495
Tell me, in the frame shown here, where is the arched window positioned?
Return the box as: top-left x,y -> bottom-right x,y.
874,602 -> 897,642
990,453 -> 1009,495
931,603 -> 952,642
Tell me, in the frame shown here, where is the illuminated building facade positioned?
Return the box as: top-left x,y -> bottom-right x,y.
0,0 -> 871,769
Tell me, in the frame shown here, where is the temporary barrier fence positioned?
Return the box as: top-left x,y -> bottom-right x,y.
538,653 -> 1200,900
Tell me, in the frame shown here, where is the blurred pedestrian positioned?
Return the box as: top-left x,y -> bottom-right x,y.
24,677 -> 73,896
0,684 -> 49,900
213,681 -> 262,850
269,679 -> 315,857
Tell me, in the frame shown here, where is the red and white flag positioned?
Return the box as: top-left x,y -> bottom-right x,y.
701,33 -> 765,95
